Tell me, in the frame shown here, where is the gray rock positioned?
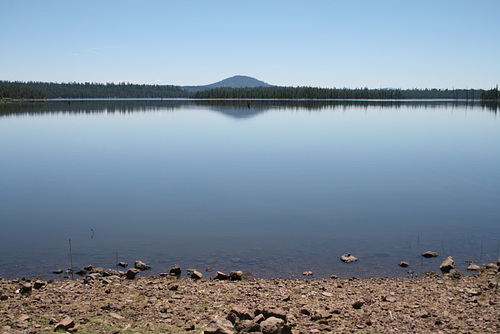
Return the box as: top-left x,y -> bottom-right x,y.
422,251 -> 438,258
440,256 -> 455,273
204,317 -> 234,334
134,260 -> 151,271
126,268 -> 141,279
467,262 -> 480,271
340,253 -> 358,263
260,316 -> 284,334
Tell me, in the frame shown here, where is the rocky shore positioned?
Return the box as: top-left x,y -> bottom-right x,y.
1,258 -> 499,334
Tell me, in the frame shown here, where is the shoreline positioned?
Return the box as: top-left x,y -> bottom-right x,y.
1,266 -> 499,333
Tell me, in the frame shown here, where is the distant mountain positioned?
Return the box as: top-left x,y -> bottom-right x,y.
183,75 -> 272,92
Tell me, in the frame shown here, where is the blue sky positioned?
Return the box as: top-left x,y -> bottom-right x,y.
1,0 -> 499,89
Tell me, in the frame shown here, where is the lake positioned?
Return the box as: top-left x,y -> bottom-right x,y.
0,100 -> 499,279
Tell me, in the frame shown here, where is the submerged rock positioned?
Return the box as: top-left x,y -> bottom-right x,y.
134,260 -> 151,271
422,251 -> 438,258
398,261 -> 410,268
340,253 -> 358,263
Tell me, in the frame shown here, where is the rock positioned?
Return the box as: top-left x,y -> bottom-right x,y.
230,306 -> 254,320
311,309 -> 331,320
486,263 -> 500,271
303,271 -> 313,276
398,261 -> 409,268
260,316 -> 284,334
235,319 -> 260,333
33,280 -> 45,289
134,260 -> 151,271
84,265 -> 94,271
352,300 -> 365,309
20,283 -> 32,294
66,268 -> 74,275
259,308 -> 287,321
52,269 -> 63,274
330,275 -> 338,279
422,251 -> 438,258
89,267 -> 104,274
54,317 -> 75,331
440,256 -> 455,274
229,270 -> 243,280
214,271 -> 230,280
118,262 -> 128,268
18,314 -> 30,322
169,264 -> 182,277
0,294 -> 8,301
109,312 -> 124,320
126,268 -> 141,279
340,253 -> 358,263
75,269 -> 87,276
103,269 -> 121,277
467,262 -> 480,271
190,270 -> 203,280
204,317 -> 234,334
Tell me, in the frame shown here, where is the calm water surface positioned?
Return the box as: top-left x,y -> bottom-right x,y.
0,100 -> 499,279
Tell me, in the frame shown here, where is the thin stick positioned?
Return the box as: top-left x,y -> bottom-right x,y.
69,238 -> 74,280
116,249 -> 118,271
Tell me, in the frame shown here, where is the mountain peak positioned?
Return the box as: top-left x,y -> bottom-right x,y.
183,75 -> 272,92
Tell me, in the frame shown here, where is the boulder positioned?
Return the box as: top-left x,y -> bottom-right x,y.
126,268 -> 141,279
84,265 -> 95,271
235,320 -> 260,333
422,251 -> 438,258
440,256 -> 455,274
134,260 -> 151,271
214,271 -> 230,280
204,317 -> 234,334
303,271 -> 313,276
169,264 -> 182,277
340,253 -> 358,263
52,269 -> 63,274
229,271 -> 243,280
75,269 -> 87,276
260,316 -> 285,334
54,317 -> 75,331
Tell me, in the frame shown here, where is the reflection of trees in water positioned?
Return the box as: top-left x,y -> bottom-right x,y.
0,99 -> 496,118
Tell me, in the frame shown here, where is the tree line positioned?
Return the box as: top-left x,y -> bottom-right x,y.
0,81 -> 187,99
0,80 -> 494,100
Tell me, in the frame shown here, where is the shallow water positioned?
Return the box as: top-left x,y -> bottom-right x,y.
0,100 -> 499,279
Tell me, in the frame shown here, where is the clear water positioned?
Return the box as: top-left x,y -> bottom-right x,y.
0,100 -> 499,279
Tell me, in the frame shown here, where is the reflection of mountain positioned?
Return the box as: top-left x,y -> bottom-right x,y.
0,99 -> 493,118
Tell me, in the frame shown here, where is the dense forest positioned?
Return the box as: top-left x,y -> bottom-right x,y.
0,80 -> 493,101
0,81 -> 187,99
481,86 -> 499,101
